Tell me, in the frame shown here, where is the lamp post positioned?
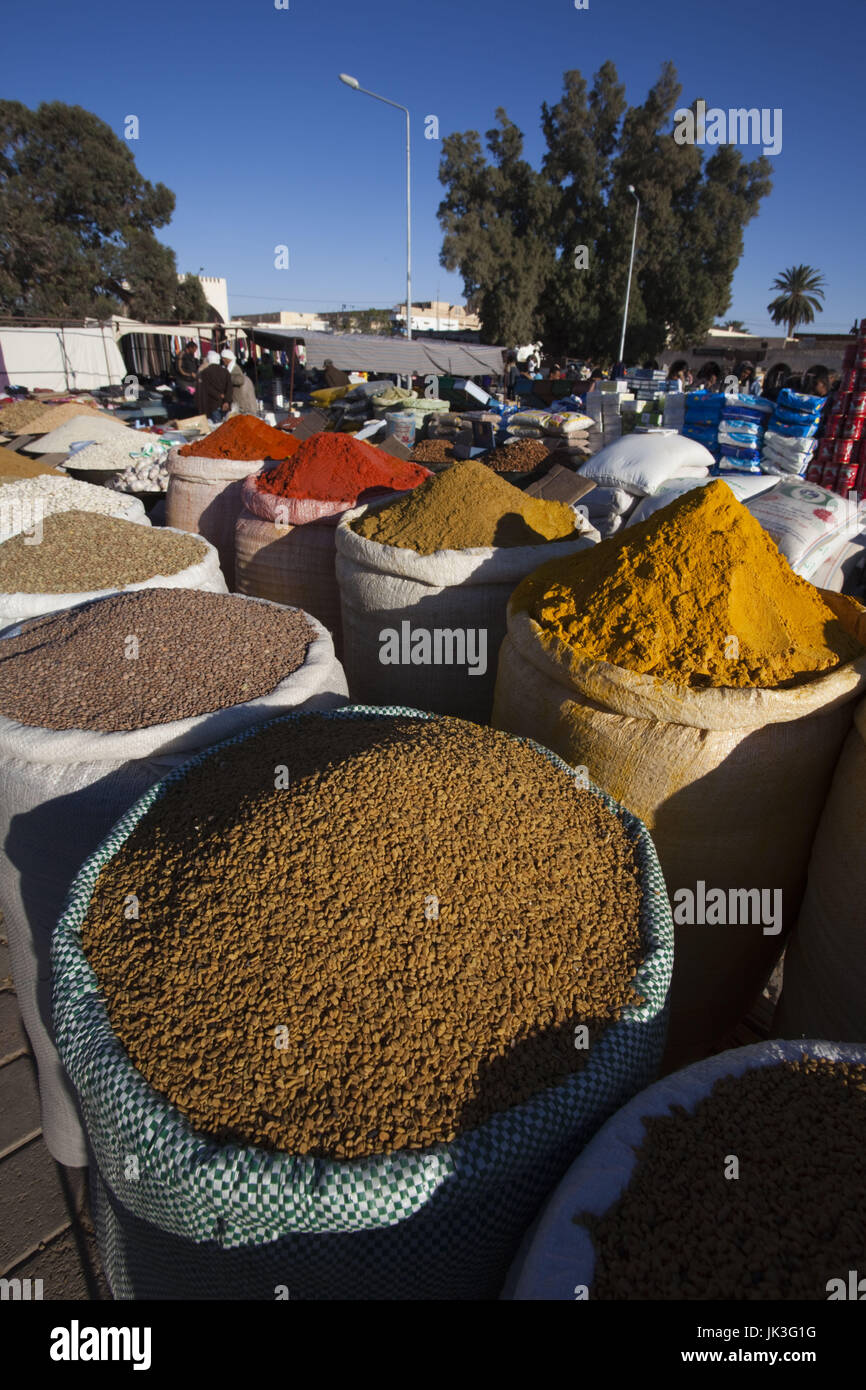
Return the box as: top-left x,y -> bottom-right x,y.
339,73 -> 412,342
618,185 -> 640,367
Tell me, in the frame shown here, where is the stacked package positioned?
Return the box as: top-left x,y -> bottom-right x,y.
683,391 -> 725,459
807,322 -> 866,496
505,409 -> 592,455
762,387 -> 825,479
718,394 -> 774,474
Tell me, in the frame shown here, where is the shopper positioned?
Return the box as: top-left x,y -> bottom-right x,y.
322,358 -> 350,389
196,350 -> 233,423
221,348 -> 259,415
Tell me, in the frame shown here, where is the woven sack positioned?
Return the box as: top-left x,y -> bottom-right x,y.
166,449 -> 261,589
335,505 -> 598,723
492,591 -> 866,1067
775,696 -> 866,1042
0,605 -> 347,1166
505,1039 -> 866,1300
53,705 -> 673,1298
0,527 -> 226,625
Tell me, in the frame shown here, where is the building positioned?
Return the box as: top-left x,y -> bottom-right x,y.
392,301 -> 482,334
660,329 -> 855,389
232,310 -> 331,332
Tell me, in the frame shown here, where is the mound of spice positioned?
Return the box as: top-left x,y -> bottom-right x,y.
352,458 -> 577,554
0,511 -> 207,593
513,479 -> 863,688
81,714 -> 645,1159
481,439 -> 553,474
581,1056 -> 866,1300
178,414 -> 301,462
0,591 -> 316,731
0,448 -> 64,479
0,399 -> 105,436
256,431 -> 429,504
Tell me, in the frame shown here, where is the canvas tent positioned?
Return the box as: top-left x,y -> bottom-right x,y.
250,328 -> 505,378
0,325 -> 126,392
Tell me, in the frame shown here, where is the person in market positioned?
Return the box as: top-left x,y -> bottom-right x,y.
737,360 -> 756,394
196,350 -> 233,423
174,340 -> 199,394
221,347 -> 259,416
322,358 -> 351,390
504,352 -> 519,399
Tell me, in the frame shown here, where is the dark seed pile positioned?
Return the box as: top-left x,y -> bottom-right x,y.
580,1057 -> 866,1300
0,511 -> 207,592
82,715 -> 646,1159
481,439 -> 553,473
0,590 -> 317,731
410,439 -> 459,465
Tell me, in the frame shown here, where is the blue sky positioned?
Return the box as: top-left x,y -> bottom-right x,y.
7,0 -> 865,338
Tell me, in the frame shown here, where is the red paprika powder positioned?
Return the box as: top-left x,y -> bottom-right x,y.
256,432 -> 430,503
178,414 -> 300,462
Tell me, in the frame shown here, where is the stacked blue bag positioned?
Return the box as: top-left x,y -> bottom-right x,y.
683,391 -> 725,460
717,394 -> 774,474
761,388 -> 826,476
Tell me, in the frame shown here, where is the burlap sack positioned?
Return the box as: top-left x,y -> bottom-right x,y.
492,591 -> 866,1066
775,696 -> 866,1043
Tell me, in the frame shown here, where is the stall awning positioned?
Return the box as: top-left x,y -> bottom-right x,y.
250,329 -> 505,377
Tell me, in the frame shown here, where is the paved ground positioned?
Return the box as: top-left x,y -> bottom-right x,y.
0,921 -> 110,1300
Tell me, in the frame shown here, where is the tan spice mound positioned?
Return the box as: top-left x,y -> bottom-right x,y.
81,715 -> 646,1159
351,458 -> 577,554
582,1057 -> 866,1300
513,479 -> 863,688
0,399 -> 106,435
0,511 -> 207,592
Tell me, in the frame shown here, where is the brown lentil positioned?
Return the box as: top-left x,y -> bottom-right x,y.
481,439 -> 554,474
0,590 -> 317,731
581,1057 -> 866,1300
0,511 -> 207,593
82,715 -> 646,1159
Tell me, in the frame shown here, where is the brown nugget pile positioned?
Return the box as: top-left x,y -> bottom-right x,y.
0,590 -> 317,731
481,439 -> 553,474
581,1057 -> 866,1300
0,511 -> 207,592
81,715 -> 646,1159
409,439 -> 460,465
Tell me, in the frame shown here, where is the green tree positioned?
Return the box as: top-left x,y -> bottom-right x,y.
0,100 -> 179,319
437,65 -> 772,358
174,274 -> 211,323
767,265 -> 825,340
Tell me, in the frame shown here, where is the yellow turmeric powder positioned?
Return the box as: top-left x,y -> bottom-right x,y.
513,479 -> 863,689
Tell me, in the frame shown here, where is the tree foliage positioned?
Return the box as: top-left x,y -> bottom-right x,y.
767,265 -> 825,341
437,64 -> 773,358
0,101 -> 189,321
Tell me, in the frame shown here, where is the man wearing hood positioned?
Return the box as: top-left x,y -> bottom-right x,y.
221,348 -> 258,416
196,350 -> 233,422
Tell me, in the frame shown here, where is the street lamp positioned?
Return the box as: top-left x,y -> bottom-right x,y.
339,72 -> 412,342
618,185 -> 640,366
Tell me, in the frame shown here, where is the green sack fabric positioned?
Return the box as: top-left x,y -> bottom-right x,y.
53,705 -> 673,1300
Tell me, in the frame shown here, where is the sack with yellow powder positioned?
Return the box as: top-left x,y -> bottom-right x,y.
336,460 -> 599,723
492,480 -> 866,1066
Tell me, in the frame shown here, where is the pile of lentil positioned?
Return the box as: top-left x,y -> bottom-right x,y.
0,591 -> 316,731
352,459 -> 577,555
81,714 -> 645,1159
410,438 -> 459,466
256,432 -> 429,504
0,511 -> 207,593
513,479 -> 864,688
0,475 -> 143,537
0,449 -> 64,479
0,399 -> 104,435
481,439 -> 553,474
178,414 -> 300,462
580,1056 -> 866,1300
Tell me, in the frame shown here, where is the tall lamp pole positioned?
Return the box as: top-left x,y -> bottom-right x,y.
339,73 -> 412,342
618,185 -> 640,366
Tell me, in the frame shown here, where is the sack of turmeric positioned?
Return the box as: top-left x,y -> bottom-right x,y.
492,480 -> 866,1067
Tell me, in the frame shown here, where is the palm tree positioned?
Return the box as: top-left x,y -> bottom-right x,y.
720,319 -> 747,332
767,266 -> 825,341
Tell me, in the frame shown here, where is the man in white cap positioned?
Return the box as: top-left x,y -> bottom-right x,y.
196,350 -> 233,422
221,347 -> 259,416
